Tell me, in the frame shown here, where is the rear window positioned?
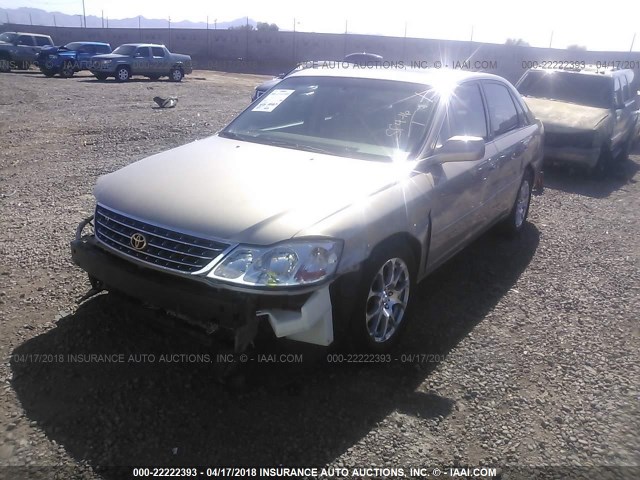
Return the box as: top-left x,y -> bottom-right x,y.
95,44 -> 111,54
35,36 -> 52,46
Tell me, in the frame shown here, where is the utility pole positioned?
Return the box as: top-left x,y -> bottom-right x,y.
402,22 -> 407,59
101,10 -> 104,29
53,15 -> 57,27
214,18 -> 217,30
343,20 -> 348,57
106,16 -> 109,28
245,16 -> 249,61
29,13 -> 32,25
168,16 -> 171,50
549,30 -> 554,49
138,16 -> 141,40
630,33 -> 636,53
470,25 -> 474,42
82,0 -> 86,28
293,17 -> 296,62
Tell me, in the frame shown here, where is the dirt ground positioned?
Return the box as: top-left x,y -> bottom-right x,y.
0,69 -> 638,479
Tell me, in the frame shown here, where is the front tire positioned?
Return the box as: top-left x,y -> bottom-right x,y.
592,145 -> 612,178
349,243 -> 416,352
499,170 -> 533,236
115,66 -> 130,82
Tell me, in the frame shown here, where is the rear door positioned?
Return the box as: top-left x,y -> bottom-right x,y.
76,44 -> 95,69
150,46 -> 168,76
132,46 -> 151,75
15,35 -> 37,64
479,81 -> 533,220
426,81 -> 497,268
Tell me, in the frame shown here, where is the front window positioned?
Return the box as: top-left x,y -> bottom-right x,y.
221,75 -> 439,162
0,33 -> 17,44
517,70 -> 612,109
113,45 -> 136,56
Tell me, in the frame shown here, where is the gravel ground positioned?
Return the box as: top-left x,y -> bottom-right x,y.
0,69 -> 639,480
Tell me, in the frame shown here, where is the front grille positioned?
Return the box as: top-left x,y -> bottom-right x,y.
94,205 -> 230,273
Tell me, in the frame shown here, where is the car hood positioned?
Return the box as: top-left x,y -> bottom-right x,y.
95,135 -> 405,245
523,97 -> 611,131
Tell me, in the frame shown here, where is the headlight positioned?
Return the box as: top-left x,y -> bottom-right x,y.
208,239 -> 342,287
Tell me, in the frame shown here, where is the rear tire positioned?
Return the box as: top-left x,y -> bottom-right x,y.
0,55 -> 11,73
499,170 -> 533,236
59,61 -> 75,78
169,67 -> 183,82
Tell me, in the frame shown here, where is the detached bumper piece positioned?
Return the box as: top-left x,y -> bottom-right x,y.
70,234 -> 334,350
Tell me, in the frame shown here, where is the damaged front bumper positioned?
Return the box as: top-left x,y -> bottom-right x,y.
544,145 -> 601,169
70,217 -> 334,351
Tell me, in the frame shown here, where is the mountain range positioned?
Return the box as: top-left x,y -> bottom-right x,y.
0,6 -> 257,30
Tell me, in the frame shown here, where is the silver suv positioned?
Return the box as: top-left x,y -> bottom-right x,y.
71,66 -> 543,353
0,31 -> 54,72
517,67 -> 637,175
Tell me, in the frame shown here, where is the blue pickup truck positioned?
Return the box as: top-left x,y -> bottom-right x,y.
39,42 -> 111,78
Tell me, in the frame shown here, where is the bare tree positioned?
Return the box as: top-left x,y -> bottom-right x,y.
505,38 -> 530,47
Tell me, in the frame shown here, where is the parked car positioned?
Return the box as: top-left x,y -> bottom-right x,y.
89,43 -> 192,82
517,66 -> 637,175
38,41 -> 112,78
343,52 -> 384,66
0,31 -> 54,72
251,60 -> 332,101
71,66 -> 543,356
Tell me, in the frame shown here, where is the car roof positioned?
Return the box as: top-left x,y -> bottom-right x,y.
15,32 -> 52,37
118,43 -> 166,48
67,41 -> 110,46
288,63 -> 504,86
529,66 -> 634,79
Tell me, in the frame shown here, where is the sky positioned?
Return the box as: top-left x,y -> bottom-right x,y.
1,0 -> 640,52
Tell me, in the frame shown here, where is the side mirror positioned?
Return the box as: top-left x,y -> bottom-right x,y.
433,136 -> 485,163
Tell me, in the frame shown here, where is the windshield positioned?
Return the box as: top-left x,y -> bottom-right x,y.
222,75 -> 439,161
112,45 -> 136,55
518,70 -> 612,109
0,33 -> 17,43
